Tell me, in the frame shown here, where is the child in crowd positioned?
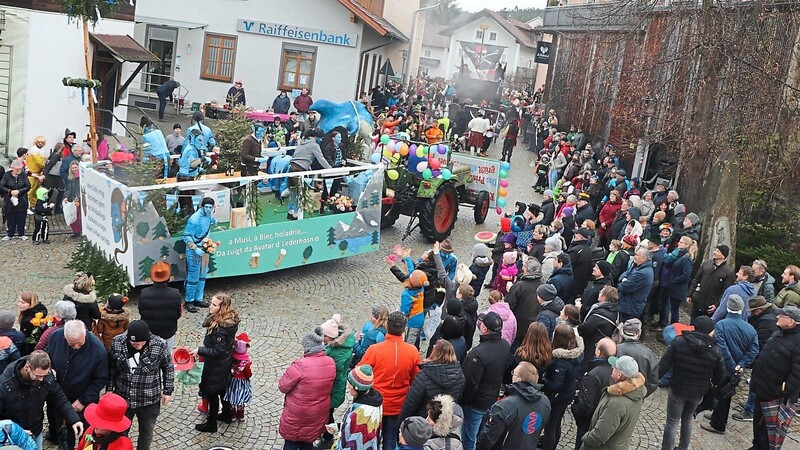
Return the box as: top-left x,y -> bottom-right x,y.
225,333 -> 253,421
458,284 -> 479,350
352,305 -> 388,366
484,290 -> 517,345
469,243 -> 492,297
399,270 -> 428,347
32,187 -> 54,244
438,238 -> 458,281
93,293 -> 130,349
399,416 -> 432,450
492,251 -> 519,296
487,225 -> 515,289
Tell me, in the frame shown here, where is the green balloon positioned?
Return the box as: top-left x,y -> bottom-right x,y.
380,134 -> 390,144
499,170 -> 508,179
422,168 -> 433,180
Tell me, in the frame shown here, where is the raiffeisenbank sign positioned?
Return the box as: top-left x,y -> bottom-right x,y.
237,19 -> 359,48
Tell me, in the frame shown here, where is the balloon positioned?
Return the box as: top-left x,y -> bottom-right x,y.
499,170 -> 508,178
380,134 -> 390,144
386,140 -> 396,151
441,168 -> 452,180
391,153 -> 401,163
416,161 -> 428,172
439,145 -> 449,154
429,144 -> 438,154
499,179 -> 509,188
497,198 -> 507,207
382,148 -> 392,158
432,169 -> 441,177
421,146 -> 428,155
501,162 -> 511,171
422,169 -> 433,180
496,207 -> 503,215
498,188 -> 508,197
429,158 -> 441,170
370,153 -> 381,164
416,147 -> 426,158
387,169 -> 399,180
409,144 -> 417,154
399,143 -> 409,156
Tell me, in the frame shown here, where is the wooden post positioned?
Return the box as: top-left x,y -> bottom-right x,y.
82,17 -> 98,164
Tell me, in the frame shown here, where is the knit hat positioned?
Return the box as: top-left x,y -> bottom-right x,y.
727,294 -> 744,313
501,233 -> 518,245
400,417 -> 433,447
575,228 -> 591,240
780,305 -> 800,323
502,251 -> 516,265
537,284 -> 557,302
348,365 -> 374,392
440,238 -> 454,253
628,207 -> 641,221
621,318 -> 642,339
302,327 -> 325,353
408,270 -> 430,288
543,189 -> 554,199
674,203 -> 686,215
608,355 -> 639,378
64,128 -> 77,138
692,316 -> 715,335
35,187 -> 48,202
622,235 -> 639,247
596,260 -> 612,278
441,315 -> 464,339
446,298 -> 462,316
127,320 -> 150,342
472,243 -> 489,258
320,314 -> 343,339
106,294 -> 126,311
686,212 -> 700,225
544,235 -> 562,251
716,245 -> 730,259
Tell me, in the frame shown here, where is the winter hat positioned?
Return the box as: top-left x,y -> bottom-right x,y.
727,294 -> 744,313
502,251 -> 516,265
302,327 -> 325,354
780,305 -> 800,323
544,236 -> 562,251
500,217 -> 512,233
501,233 -> 518,245
622,235 -> 639,247
348,365 -> 374,392
408,270 -> 430,288
515,201 -> 527,215
575,228 -> 591,240
537,284 -> 557,302
106,294 -> 126,311
674,203 -> 686,215
543,189 -> 554,199
445,298 -> 462,316
441,315 -> 464,339
35,187 -> 48,202
686,212 -> 700,225
320,314 -> 343,339
621,318 -> 643,339
440,238 -> 454,253
716,244 -> 730,259
400,417 -> 433,447
596,260 -> 613,278
608,355 -> 639,379
478,311 -> 503,332
472,243 -> 489,258
233,339 -> 249,360
127,320 -> 151,342
64,128 -> 77,138
692,316 -> 715,335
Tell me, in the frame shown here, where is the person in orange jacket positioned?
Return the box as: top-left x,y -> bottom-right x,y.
425,122 -> 444,144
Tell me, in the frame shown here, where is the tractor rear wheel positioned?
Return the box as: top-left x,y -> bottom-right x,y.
419,183 -> 458,242
474,190 -> 490,224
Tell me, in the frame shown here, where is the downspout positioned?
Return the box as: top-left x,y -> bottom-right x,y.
355,36 -> 395,99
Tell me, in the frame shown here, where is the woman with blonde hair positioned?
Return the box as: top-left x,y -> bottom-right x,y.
64,160 -> 82,236
194,292 -> 240,432
398,339 -> 465,424
63,271 -> 99,331
660,236 -> 697,328
507,322 -> 552,383
17,291 -> 47,355
353,305 -> 389,364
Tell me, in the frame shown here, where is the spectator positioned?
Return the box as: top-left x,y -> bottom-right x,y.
317,314 -> 355,447
616,319 -> 659,397
227,80 -> 246,106
93,293 -> 130,349
0,419 -> 36,450
0,310 -> 24,349
294,88 -> 313,122
424,394 -> 464,450
540,324 -> 583,450
701,295 -> 759,435
661,236 -> 696,328
775,265 -> 800,308
361,312 -> 421,450
107,321 -> 174,450
577,261 -> 613,320
155,79 -> 179,121
0,336 -> 19,375
548,253 -> 574,302
460,312 -> 510,450
35,300 -> 77,352
581,355 -> 646,450
0,351 -> 83,448
617,248 -> 655,322
272,90 -> 291,114
44,320 -> 108,448
1,160 -> 31,240
687,245 -> 736,320
476,361 -> 550,450
165,123 -> 184,155
483,290 -> 516,346
64,160 -> 82,237
711,266 -> 756,322
536,284 -> 564,338
751,259 -> 775,303
16,291 -> 47,356
333,365 -> 382,449
62,272 -> 100,331
505,257 -> 544,351
749,305 -> 800,449
572,337 -> 616,450
138,262 -> 182,354
658,316 -> 725,450
76,393 -> 134,450
399,340 -> 465,424
399,416 -> 432,450
578,286 -> 619,366
567,228 -> 593,302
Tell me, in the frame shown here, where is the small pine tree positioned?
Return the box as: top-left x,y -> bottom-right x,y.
303,246 -> 313,263
339,240 -> 349,255
207,254 -> 217,274
136,222 -> 150,243
137,256 -> 156,283
159,245 -> 170,260
370,191 -> 380,208
327,227 -> 336,248
371,230 -> 379,246
152,222 -> 169,240
173,239 -> 186,259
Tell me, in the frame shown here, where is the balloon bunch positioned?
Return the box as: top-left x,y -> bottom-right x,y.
496,161 -> 511,214
373,134 -> 453,182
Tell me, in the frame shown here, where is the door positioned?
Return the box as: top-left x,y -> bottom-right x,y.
93,58 -> 117,136
145,26 -> 176,92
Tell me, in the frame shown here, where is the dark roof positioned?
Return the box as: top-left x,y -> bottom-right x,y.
438,8 -> 538,49
423,23 -> 450,48
90,34 -> 160,63
338,0 -> 409,42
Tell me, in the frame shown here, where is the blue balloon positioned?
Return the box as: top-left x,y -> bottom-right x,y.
501,161 -> 511,171
370,152 -> 381,164
497,198 -> 507,207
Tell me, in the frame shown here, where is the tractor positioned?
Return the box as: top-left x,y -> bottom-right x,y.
380,138 -> 490,242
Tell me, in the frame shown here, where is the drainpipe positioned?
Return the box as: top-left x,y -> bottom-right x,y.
355,37 -> 395,99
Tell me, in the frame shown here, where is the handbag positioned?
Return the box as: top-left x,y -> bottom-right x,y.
48,160 -> 62,176
63,201 -> 77,226
716,374 -> 741,399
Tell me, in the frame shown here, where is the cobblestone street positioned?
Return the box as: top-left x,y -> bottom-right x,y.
3,137 -> 791,449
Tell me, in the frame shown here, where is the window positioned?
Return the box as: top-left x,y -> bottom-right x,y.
489,32 -> 497,41
279,44 -> 316,92
201,33 -> 237,82
475,29 -> 484,40
423,49 -> 431,58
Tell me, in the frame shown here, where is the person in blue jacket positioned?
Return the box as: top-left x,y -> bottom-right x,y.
178,129 -> 211,180
140,120 -> 170,178
184,111 -> 218,152
182,197 -> 216,313
617,248 -> 655,322
712,266 -> 757,322
0,419 -> 37,450
661,236 -> 696,327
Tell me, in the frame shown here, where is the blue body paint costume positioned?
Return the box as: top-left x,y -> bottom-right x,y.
183,204 -> 216,304
184,122 -> 217,151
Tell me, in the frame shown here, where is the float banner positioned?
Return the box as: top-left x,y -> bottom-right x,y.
432,153 -> 501,208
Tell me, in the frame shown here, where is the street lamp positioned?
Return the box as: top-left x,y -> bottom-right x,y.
404,2 -> 440,86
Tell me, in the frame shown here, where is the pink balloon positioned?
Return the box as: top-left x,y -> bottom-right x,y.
496,207 -> 503,215
500,179 -> 509,188
429,158 -> 441,170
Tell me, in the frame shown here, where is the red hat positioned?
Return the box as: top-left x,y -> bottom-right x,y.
172,346 -> 194,371
84,393 -> 132,433
236,332 -> 251,343
622,235 -> 639,247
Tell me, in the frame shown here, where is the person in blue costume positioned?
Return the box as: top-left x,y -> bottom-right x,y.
268,154 -> 293,201
140,120 -> 171,178
177,129 -> 211,214
184,111 -> 219,152
183,197 -> 216,313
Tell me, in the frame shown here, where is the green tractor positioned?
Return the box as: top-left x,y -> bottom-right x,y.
381,140 -> 490,242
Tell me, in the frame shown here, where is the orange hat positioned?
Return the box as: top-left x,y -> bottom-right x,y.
150,262 -> 171,283
408,270 -> 429,288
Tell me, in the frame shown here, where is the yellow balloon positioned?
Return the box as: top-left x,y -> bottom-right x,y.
399,143 -> 409,156
498,188 -> 508,197
383,148 -> 393,158
391,153 -> 401,163
387,169 -> 400,180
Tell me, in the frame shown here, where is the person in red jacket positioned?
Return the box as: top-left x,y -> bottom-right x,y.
279,327 -> 336,450
361,311 -> 422,450
76,392 -> 133,450
597,190 -> 622,249
293,88 -> 314,123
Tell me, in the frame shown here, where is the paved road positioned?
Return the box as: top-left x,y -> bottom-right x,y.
6,119 -> 788,449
